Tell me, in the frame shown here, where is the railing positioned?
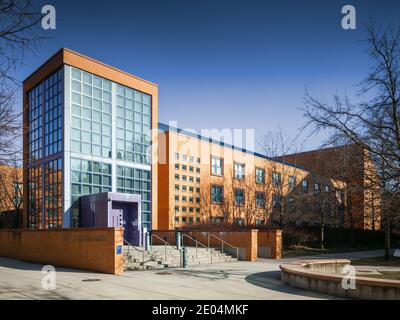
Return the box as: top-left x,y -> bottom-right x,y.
150,233 -> 182,267
182,234 -> 210,261
207,234 -> 239,260
123,239 -> 145,270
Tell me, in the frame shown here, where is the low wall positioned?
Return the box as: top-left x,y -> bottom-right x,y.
280,260 -> 400,300
258,230 -> 282,259
0,228 -> 124,275
152,230 -> 258,261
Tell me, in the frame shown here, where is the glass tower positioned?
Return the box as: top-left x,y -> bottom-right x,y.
25,50 -> 155,231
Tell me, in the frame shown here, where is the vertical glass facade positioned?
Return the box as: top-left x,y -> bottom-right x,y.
27,68 -> 64,229
44,70 -> 63,157
44,159 -> 63,228
116,165 -> 151,229
116,84 -> 152,164
70,68 -> 112,158
70,158 -> 112,227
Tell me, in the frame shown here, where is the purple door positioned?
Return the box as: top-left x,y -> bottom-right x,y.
112,202 -> 140,245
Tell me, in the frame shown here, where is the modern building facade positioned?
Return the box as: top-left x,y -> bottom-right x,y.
23,48 -> 158,234
157,124 -> 346,230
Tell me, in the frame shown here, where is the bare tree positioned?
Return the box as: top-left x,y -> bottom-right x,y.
0,0 -> 43,165
302,23 -> 400,259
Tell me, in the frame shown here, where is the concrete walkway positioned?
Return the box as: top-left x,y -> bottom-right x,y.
0,250 -> 384,300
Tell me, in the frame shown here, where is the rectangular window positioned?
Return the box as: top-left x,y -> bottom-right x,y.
272,194 -> 282,209
234,163 -> 245,180
211,185 -> 223,204
211,156 -> 223,176
196,167 -> 200,174
288,176 -> 296,190
234,188 -> 245,206
272,172 -> 281,187
175,152 -> 179,160
175,174 -> 179,181
175,164 -> 179,170
182,165 -> 187,171
256,192 -> 265,208
301,179 -> 308,191
255,167 -> 265,184
175,184 -> 179,191
314,183 -> 321,194
324,185 -> 330,193
175,195 -> 179,201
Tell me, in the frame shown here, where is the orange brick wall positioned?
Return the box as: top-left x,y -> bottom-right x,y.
258,230 -> 282,259
0,228 -> 124,274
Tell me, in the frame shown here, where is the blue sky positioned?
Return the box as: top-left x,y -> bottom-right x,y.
15,0 -> 400,152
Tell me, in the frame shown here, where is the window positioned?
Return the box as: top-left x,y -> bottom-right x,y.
234,188 -> 245,206
175,174 -> 179,181
256,192 -> 265,208
196,167 -> 200,174
235,218 -> 244,226
234,163 -> 245,180
272,172 -> 281,187
196,197 -> 200,203
189,197 -> 194,203
189,216 -> 194,223
175,184 -> 179,191
182,165 -> 187,171
116,165 -> 151,228
182,154 -> 187,162
189,186 -> 194,192
189,207 -> 194,213
182,206 -> 187,213
189,176 -> 194,182
301,179 -> 308,191
182,185 -> 187,192
175,216 -> 179,223
182,175 -> 187,182
189,166 -> 194,172
288,176 -> 296,190
175,164 -> 179,170
196,177 -> 200,184
182,196 -> 187,202
189,156 -> 194,163
324,185 -> 330,193
197,158 -> 201,164
211,185 -> 223,204
272,194 -> 282,209
211,156 -> 223,176
196,217 -> 200,223
314,183 -> 321,194
196,187 -> 200,193
255,168 -> 265,184
175,195 -> 179,201
175,152 -> 179,160
182,216 -> 187,222
175,206 -> 179,213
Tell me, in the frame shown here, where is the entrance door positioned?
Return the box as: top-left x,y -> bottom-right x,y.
112,202 -> 140,245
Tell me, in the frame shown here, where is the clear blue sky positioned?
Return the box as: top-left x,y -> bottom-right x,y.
15,0 -> 400,152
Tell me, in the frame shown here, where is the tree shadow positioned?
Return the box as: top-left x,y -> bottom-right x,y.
245,271 -> 340,299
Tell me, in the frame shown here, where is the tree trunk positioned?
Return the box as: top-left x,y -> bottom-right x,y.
385,218 -> 391,260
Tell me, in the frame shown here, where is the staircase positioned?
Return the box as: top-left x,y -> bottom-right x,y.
123,245 -> 238,271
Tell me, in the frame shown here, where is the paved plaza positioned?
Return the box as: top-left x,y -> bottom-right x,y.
0,250 -> 384,300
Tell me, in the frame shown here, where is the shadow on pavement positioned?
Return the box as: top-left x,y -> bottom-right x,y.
245,271 -> 339,299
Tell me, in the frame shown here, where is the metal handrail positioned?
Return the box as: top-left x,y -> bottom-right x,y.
182,234 -> 209,260
123,239 -> 145,270
150,234 -> 182,266
207,234 -> 239,260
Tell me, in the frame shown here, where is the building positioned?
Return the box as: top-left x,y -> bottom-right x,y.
22,48 -> 158,237
276,145 -> 381,230
0,166 -> 23,213
157,124 -> 346,230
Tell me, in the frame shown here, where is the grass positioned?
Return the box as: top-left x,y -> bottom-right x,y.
351,256 -> 400,267
282,245 -> 383,258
